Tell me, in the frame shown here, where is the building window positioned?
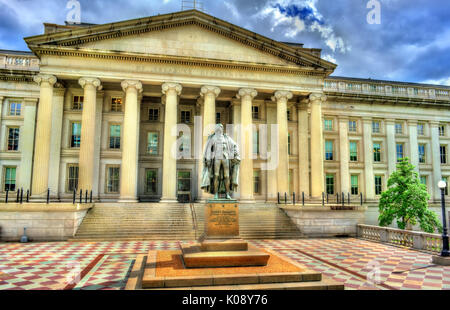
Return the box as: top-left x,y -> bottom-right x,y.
179,132 -> 191,154
349,142 -> 358,162
106,166 -> 120,193
395,123 -> 403,134
109,125 -> 121,149
7,128 -> 19,151
4,167 -> 16,191
439,125 -> 445,137
177,171 -> 191,193
252,106 -> 259,120
253,170 -> 260,194
441,146 -> 447,164
420,176 -> 427,190
147,132 -> 159,155
71,122 -> 81,148
396,143 -> 404,162
373,143 -> 381,162
325,141 -> 333,161
253,130 -> 259,155
351,175 -> 359,195
372,121 -> 380,134
145,169 -> 158,194
418,144 -> 426,163
417,123 -> 425,136
67,164 -> 79,192
72,96 -> 83,110
375,176 -> 382,195
9,102 -> 21,116
216,112 -> 221,124
180,110 -> 191,124
324,119 -> 333,131
111,97 -> 123,112
443,177 -> 449,195
326,174 -> 335,195
348,120 -> 357,132
149,109 -> 159,121
288,133 -> 291,155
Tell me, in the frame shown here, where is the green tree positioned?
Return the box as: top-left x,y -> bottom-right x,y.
378,157 -> 442,233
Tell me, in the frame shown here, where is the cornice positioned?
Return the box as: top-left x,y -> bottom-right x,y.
0,69 -> 37,82
30,45 -> 328,77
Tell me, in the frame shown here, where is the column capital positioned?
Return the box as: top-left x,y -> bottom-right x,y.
162,82 -> 182,96
121,80 -> 143,93
79,77 -> 102,90
237,88 -> 257,100
272,90 -> 293,102
0,96 -> 4,103
200,85 -> 221,98
34,74 -> 57,86
309,92 -> 326,103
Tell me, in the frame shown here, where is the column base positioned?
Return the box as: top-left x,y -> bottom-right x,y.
160,198 -> 178,203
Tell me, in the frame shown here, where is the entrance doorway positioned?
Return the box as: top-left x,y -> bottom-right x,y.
177,170 -> 191,202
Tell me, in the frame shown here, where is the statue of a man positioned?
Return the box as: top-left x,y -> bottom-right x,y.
201,124 -> 240,200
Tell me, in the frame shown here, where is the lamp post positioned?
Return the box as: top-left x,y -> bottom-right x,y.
438,180 -> 449,257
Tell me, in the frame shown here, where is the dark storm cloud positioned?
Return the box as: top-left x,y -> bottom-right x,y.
1,0 -> 449,85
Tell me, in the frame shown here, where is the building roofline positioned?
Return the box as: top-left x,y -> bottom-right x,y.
327,75 -> 450,90
0,49 -> 35,56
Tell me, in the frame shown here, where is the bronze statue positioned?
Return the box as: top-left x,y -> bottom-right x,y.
201,124 -> 240,200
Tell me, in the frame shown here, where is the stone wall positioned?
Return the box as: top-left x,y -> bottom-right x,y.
281,205 -> 367,237
0,203 -> 93,242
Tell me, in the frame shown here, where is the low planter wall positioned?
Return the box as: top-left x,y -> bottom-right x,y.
280,205 -> 367,237
0,203 -> 93,242
357,224 -> 442,254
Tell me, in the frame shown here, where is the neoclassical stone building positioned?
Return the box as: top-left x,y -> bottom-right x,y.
0,10 -> 449,204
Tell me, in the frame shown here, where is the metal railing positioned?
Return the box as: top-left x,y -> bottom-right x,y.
2,188 -> 93,204
277,192 -> 364,207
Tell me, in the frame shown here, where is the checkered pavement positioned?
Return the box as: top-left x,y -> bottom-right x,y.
0,239 -> 448,290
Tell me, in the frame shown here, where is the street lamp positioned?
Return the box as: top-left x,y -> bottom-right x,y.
438,180 -> 449,257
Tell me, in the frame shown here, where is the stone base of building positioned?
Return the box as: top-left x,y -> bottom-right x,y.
281,204 -> 367,237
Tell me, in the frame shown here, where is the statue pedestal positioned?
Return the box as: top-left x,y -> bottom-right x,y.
181,199 -> 270,268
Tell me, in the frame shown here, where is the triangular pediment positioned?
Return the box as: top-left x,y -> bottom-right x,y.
25,10 -> 336,73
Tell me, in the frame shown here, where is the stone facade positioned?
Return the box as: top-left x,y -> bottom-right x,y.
0,10 -> 449,205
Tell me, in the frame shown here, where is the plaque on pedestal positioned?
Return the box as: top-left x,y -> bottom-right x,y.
204,199 -> 239,240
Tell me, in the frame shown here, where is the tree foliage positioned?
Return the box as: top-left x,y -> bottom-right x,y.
378,157 -> 442,233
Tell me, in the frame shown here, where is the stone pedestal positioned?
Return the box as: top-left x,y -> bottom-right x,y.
181,200 -> 270,268
432,255 -> 450,266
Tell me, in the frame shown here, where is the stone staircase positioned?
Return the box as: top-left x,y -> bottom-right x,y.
193,203 -> 303,240
71,203 -> 196,241
70,202 -> 303,241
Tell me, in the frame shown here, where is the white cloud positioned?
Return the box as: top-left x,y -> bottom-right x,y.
422,77 -> 450,86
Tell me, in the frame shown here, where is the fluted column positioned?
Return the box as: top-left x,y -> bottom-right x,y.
19,98 -> 38,191
430,121 -> 442,201
339,116 -> 350,194
266,102 -> 277,201
78,77 -> 102,193
298,100 -> 310,197
32,74 -> 57,197
408,120 -> 419,173
119,80 -> 143,202
197,86 -> 221,201
273,90 -> 293,195
309,93 -> 326,198
161,83 -> 182,202
386,119 -> 397,176
0,97 -> 3,130
237,88 -> 257,202
363,117 -> 375,200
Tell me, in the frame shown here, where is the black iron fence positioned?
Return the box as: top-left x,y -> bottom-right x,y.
2,188 -> 94,204
277,191 -> 364,207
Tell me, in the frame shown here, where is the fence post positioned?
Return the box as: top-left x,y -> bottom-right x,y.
277,192 -> 280,204
293,192 -> 295,205
322,192 -> 324,206
20,188 -> 23,204
302,192 -> 305,206
73,189 -> 76,204
326,193 -> 329,204
90,190 -> 93,203
26,190 -> 29,203
348,193 -> 350,205
46,189 -> 50,204
337,193 -> 339,203
5,189 -> 8,203
79,189 -> 82,204
284,193 -> 287,205
342,192 -> 345,207
85,190 -> 88,204
360,193 -> 363,206
16,190 -> 20,203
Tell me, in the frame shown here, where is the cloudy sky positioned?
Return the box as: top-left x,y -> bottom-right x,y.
1,0 -> 449,85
